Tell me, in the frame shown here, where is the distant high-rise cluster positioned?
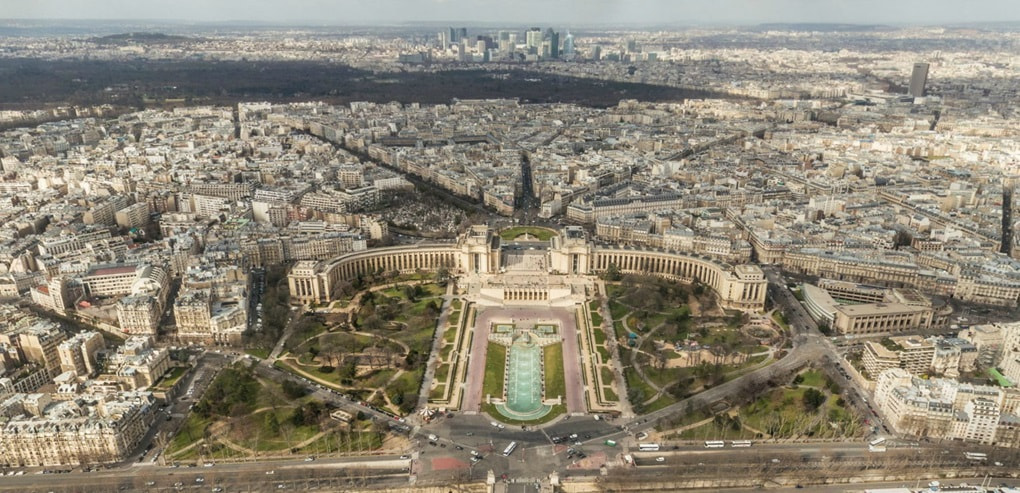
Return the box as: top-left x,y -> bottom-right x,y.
434,26 -> 570,62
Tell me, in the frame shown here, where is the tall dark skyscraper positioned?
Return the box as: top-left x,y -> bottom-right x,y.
1003,183 -> 1014,255
545,28 -> 560,58
909,62 -> 930,98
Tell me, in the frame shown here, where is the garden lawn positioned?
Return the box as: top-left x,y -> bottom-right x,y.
499,226 -> 557,241
543,343 -> 566,401
797,369 -> 826,388
482,342 -> 507,399
167,414 -> 211,455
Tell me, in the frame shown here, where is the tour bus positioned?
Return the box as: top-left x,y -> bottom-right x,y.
730,440 -> 753,448
869,437 -> 886,447
638,443 -> 660,452
964,452 -> 988,461
704,440 -> 725,448
503,441 -> 518,457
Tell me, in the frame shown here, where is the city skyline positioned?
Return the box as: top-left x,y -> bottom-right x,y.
2,0 -> 1020,26
0,9 -> 1019,491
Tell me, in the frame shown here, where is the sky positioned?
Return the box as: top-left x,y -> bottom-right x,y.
2,0 -> 1019,26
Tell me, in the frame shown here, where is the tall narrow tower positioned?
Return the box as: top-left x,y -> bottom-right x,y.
1002,180 -> 1013,255
909,62 -> 930,98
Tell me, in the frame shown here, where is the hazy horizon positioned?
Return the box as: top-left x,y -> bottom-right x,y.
2,0 -> 1018,27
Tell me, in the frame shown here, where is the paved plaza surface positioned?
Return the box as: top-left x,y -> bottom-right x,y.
462,306 -> 585,415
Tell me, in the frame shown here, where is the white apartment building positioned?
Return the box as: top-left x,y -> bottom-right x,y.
874,368 -> 1020,447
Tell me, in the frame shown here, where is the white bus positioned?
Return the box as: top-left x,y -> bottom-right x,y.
730,440 -> 753,448
638,443 -> 660,452
964,452 -> 988,462
503,441 -> 518,457
869,437 -> 886,447
704,440 -> 725,448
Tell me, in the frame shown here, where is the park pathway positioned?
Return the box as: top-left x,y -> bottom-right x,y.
598,281 -> 634,418
415,282 -> 456,413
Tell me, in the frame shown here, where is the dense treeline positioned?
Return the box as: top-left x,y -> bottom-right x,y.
0,58 -> 721,110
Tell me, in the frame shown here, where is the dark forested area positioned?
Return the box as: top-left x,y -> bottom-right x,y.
0,58 -> 722,110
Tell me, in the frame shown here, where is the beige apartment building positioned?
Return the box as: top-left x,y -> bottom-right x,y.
56,331 -> 105,378
0,392 -> 155,466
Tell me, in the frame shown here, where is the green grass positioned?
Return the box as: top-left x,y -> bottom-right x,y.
797,369 -> 826,388
676,419 -> 757,440
429,384 -> 446,400
613,320 -> 627,340
379,283 -> 444,300
600,366 -> 615,385
596,345 -> 611,363
443,328 -> 458,343
609,300 -> 630,321
543,343 -> 566,401
439,342 -> 454,361
237,411 -> 323,452
989,368 -> 1014,387
624,367 -> 656,402
667,407 -> 714,429
694,328 -> 760,353
245,346 -> 270,359
603,386 -> 618,402
448,310 -> 461,324
167,414 -> 211,455
452,299 -> 463,310
499,226 -> 557,241
771,311 -> 790,331
362,368 -> 399,389
279,358 -> 343,386
628,312 -> 667,332
434,363 -> 450,383
154,366 -> 189,389
483,342 -> 507,399
482,403 -> 566,425
590,310 -> 604,328
643,393 -> 678,413
254,379 -> 292,409
642,364 -> 686,389
734,385 -> 860,440
593,326 -> 606,345
298,430 -> 384,455
605,283 -> 625,298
